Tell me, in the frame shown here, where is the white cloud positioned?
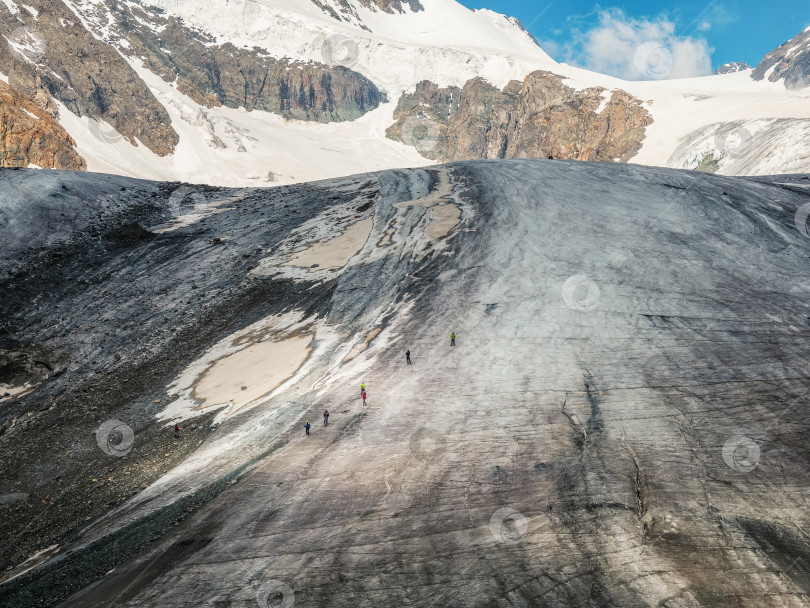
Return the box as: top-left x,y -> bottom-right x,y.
564,9 -> 714,81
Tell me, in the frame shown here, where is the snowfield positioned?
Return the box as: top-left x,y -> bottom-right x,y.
47,0 -> 810,185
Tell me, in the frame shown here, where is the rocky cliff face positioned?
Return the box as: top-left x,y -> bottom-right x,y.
752,26 -> 810,89
0,0 -> 179,156
117,14 -> 384,122
0,0 -> 386,164
387,72 -> 653,163
0,81 -> 86,170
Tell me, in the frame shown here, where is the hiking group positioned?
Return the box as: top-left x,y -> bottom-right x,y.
305,332 -> 457,435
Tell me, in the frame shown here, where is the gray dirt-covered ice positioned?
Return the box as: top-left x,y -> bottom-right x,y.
1,159 -> 810,607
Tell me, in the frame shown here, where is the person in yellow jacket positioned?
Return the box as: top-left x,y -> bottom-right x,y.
451,332 -> 456,346
360,382 -> 366,397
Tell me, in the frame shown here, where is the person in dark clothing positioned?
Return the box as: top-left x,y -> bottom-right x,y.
323,410 -> 329,426
406,349 -> 411,364
305,420 -> 311,435
451,332 -> 456,346
174,423 -> 179,439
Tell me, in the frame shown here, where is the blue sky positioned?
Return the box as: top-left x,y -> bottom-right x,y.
458,0 -> 810,78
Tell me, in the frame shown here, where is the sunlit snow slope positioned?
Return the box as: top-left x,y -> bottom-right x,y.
41,0 -> 810,183
2,160 -> 810,606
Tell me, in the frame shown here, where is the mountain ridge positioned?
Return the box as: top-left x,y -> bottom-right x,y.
0,0 -> 809,182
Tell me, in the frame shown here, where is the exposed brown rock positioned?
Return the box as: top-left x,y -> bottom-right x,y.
387,71 -> 653,163
0,0 -> 179,156
0,80 -> 86,170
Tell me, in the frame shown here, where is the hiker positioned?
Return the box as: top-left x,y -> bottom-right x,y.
361,382 -> 366,397
323,409 -> 329,426
305,420 -> 311,435
362,390 -> 367,406
406,349 -> 411,364
451,332 -> 456,346
174,423 -> 179,439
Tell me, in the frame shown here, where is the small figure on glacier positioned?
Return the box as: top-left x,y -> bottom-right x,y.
450,332 -> 456,347
406,349 -> 412,364
174,423 -> 179,439
305,420 -> 311,436
362,390 -> 367,406
323,409 -> 329,426
361,382 -> 366,397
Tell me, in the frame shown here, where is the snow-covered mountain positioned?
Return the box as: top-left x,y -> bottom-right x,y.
715,62 -> 751,74
1,0 -> 810,184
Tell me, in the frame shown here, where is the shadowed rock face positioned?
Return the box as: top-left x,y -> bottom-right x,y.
752,26 -> 810,89
0,0 -> 179,156
100,4 -> 384,122
1,160 -> 810,607
387,72 -> 653,163
0,81 -> 86,170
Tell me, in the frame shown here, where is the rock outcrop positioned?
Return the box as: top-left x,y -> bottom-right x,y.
716,62 -> 751,74
387,72 -> 653,163
752,26 -> 810,89
0,0 -> 385,166
0,81 -> 86,170
0,0 -> 179,156
119,15 -> 384,122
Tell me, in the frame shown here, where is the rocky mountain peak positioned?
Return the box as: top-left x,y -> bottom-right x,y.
716,62 -> 751,74
751,25 -> 810,89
